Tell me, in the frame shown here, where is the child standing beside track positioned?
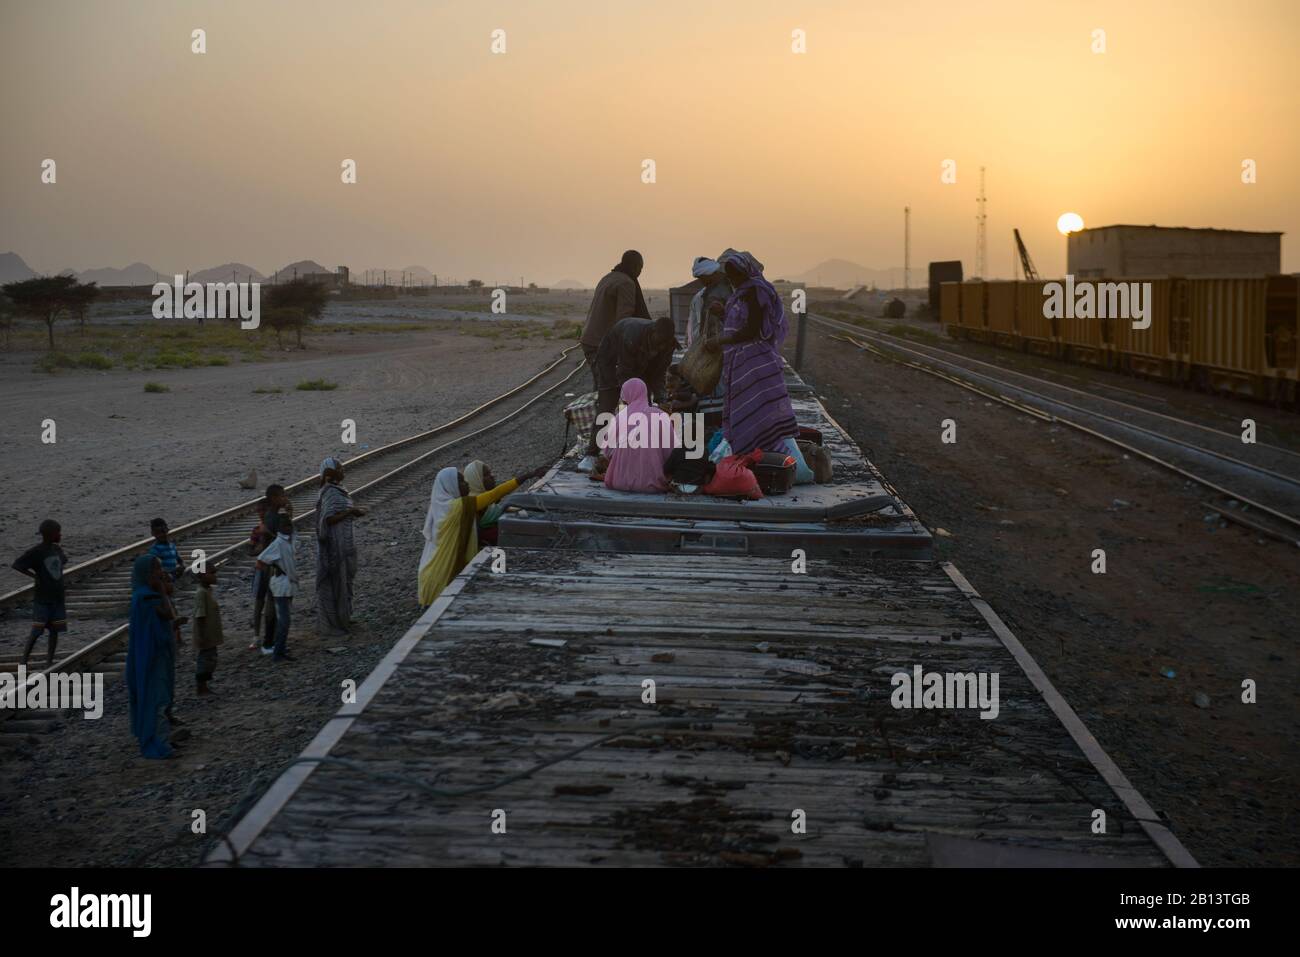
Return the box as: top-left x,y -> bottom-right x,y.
192,568 -> 224,694
255,510 -> 297,662
148,518 -> 183,583
11,519 -> 68,669
249,485 -> 289,651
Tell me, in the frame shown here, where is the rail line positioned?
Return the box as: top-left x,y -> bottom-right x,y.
810,314 -> 1300,547
0,347 -> 588,722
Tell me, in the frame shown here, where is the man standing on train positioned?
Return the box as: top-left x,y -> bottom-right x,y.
578,250 -> 653,471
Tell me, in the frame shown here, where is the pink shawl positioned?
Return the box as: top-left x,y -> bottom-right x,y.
601,378 -> 676,493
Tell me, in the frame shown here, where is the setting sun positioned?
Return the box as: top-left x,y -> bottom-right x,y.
1057,212 -> 1085,235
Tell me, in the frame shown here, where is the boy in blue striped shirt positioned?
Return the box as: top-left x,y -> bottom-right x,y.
148,518 -> 182,582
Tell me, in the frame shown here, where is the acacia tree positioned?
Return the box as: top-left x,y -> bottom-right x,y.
261,306 -> 305,350
1,275 -> 97,350
69,280 -> 101,333
266,279 -> 328,348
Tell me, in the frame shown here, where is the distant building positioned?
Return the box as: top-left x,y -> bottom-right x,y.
1067,225 -> 1281,278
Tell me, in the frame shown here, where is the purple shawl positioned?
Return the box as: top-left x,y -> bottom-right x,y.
718,249 -> 787,347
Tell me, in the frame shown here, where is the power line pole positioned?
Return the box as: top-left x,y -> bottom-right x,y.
975,166 -> 987,279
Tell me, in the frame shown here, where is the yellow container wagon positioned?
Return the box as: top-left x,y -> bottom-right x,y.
959,281 -> 987,341
984,280 -> 1019,345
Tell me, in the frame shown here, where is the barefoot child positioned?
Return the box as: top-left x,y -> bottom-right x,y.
11,519 -> 67,669
192,568 -> 224,694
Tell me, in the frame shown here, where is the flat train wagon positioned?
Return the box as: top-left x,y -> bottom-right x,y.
207,387 -> 1194,868
501,365 -> 931,561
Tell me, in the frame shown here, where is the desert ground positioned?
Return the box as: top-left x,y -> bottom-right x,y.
0,290 -> 1295,867
795,305 -> 1299,867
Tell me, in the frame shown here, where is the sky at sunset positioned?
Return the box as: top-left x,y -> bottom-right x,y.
2,0 -> 1297,287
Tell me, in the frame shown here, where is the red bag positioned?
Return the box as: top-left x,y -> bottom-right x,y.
701,451 -> 764,500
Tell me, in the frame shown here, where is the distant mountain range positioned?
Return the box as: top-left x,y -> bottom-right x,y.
3,252 -> 912,292
67,262 -> 164,285
785,259 -> 909,289
191,262 -> 266,283
0,251 -> 37,283
266,260 -> 333,283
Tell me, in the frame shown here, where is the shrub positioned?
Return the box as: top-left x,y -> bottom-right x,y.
143,382 -> 169,393
295,379 -> 338,391
75,352 -> 113,370
34,352 -> 77,373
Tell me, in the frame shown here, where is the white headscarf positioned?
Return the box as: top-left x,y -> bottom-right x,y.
692,256 -> 721,279
463,460 -> 488,497
422,467 -> 461,545
419,467 -> 462,573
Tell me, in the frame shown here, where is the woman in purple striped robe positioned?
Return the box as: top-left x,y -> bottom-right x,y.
706,249 -> 798,455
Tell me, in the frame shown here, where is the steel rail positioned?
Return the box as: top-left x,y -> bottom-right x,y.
0,346 -> 581,609
826,330 -> 1300,545
0,352 -> 587,718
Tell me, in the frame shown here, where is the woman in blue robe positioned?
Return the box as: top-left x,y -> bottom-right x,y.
126,554 -> 179,759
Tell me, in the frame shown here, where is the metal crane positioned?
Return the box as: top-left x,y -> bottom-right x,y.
1013,228 -> 1039,281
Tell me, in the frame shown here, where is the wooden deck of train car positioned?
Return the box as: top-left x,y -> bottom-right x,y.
500,391 -> 933,560
208,549 -> 1193,868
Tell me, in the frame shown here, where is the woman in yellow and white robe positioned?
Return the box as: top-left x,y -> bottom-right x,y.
417,465 -> 532,606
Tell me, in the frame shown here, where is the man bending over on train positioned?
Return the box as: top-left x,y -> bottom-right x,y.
579,315 -> 678,471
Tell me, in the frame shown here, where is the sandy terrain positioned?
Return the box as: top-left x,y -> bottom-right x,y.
794,322 -> 1300,867
3,293 -> 1294,868
0,322 -> 575,564
0,339 -> 574,867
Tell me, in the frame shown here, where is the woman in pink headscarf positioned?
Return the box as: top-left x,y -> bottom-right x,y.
599,377 -> 677,493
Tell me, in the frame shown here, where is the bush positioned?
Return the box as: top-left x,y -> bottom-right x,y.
252,386 -> 283,394
34,352 -> 78,373
153,351 -> 202,368
75,352 -> 113,370
143,382 -> 169,393
205,356 -> 230,366
295,379 -> 338,391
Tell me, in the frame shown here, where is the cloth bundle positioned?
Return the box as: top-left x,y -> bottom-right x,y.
664,447 -> 717,486
701,450 -> 764,500
564,391 -> 599,448
678,313 -> 723,394
797,439 -> 834,483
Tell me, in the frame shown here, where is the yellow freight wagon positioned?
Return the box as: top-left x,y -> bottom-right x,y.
959,281 -> 986,340
1016,279 -> 1057,356
984,280 -> 1018,345
1190,278 -> 1267,396
940,282 -> 961,335
1110,278 -> 1187,381
1263,275 -> 1298,403
1191,276 -> 1297,401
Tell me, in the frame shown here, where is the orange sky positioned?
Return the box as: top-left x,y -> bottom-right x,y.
2,0 -> 1297,286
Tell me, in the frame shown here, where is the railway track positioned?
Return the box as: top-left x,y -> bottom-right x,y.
810,313 -> 1300,547
0,346 -> 587,724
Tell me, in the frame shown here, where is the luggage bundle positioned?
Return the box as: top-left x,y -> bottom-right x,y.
749,451 -> 796,495
564,391 -> 599,448
678,312 -> 723,395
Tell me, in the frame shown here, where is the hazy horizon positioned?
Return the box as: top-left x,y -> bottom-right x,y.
3,0 -> 1297,288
